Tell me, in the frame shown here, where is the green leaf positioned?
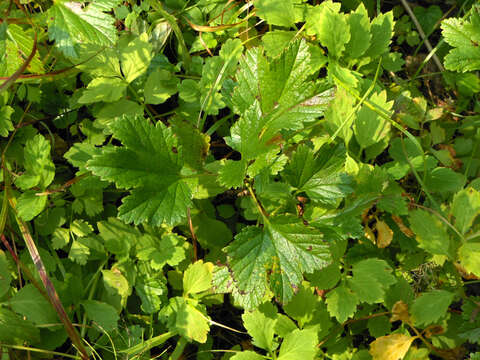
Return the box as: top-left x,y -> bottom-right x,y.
283,283 -> 318,327
161,297 -> 210,343
170,118 -> 209,171
278,327 -> 318,360
135,276 -> 167,314
345,3 -> 371,60
284,143 -> 353,205
226,216 -> 331,305
326,284 -> 358,322
0,105 -> 14,137
136,233 -> 186,270
255,0 -> 295,27
78,77 -> 128,104
183,260 -> 214,296
242,302 -> 278,352
98,217 -> 139,257
9,284 -> 58,326
145,68 -> 179,104
458,242 -> 480,277
441,9 -> 480,72
348,258 -> 396,304
409,209 -> 452,258
313,6 -> 351,58
82,300 -> 119,332
102,268 -> 131,307
324,87 -> 355,142
120,33 -> 153,83
452,188 -> 480,234
47,0 -> 119,58
424,167 -> 465,193
354,91 -> 393,149
228,40 -> 334,160
0,250 -> 11,297
363,11 -> 394,59
16,191 -> 47,221
87,115 -> 193,226
68,239 -> 90,265
0,24 -> 44,77
217,159 -> 247,189
0,308 -> 40,343
411,290 -> 454,326
15,134 -> 55,190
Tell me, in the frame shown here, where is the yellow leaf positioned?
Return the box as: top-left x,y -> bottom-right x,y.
369,334 -> 415,360
390,301 -> 410,323
364,224 -> 375,244
375,220 -> 393,248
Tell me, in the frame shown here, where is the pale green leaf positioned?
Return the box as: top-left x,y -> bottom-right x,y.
354,91 -> 393,149
283,283 -> 318,327
102,268 -> 131,307
255,0 -> 295,27
242,302 -> 278,352
278,327 -> 318,360
47,0 -> 119,58
0,105 -> 14,137
315,6 -> 350,58
458,242 -> 480,277
145,68 -> 179,104
441,10 -> 480,72
231,351 -> 265,360
452,188 -> 480,234
120,33 -> 153,83
183,260 -> 214,296
136,233 -> 186,270
78,77 -> 127,104
136,276 -> 167,314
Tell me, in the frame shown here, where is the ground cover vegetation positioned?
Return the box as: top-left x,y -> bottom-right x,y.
0,0 -> 480,359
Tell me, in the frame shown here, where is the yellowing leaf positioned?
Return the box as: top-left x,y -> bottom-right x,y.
375,220 -> 393,248
390,301 -> 410,323
369,334 -> 415,360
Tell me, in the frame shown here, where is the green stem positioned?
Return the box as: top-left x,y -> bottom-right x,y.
169,337 -> 188,360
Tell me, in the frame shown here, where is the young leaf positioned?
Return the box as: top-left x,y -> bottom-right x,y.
160,297 -> 210,343
458,242 -> 480,277
120,33 -> 153,83
226,216 -> 331,305
15,134 -> 55,190
255,0 -> 295,28
411,290 -> 454,326
451,187 -> 480,234
362,11 -> 395,59
87,115 -> 193,226
136,233 -> 186,270
325,283 -> 358,323
354,91 -> 393,149
78,77 -> 128,104
242,302 -> 278,352
278,327 -> 318,360
183,260 -> 214,296
313,6 -> 351,58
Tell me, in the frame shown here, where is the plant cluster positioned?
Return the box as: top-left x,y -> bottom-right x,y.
0,0 -> 480,359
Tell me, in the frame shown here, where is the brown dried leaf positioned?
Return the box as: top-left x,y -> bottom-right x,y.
376,220 -> 393,248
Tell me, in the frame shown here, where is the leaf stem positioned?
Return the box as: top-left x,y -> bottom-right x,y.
245,181 -> 269,220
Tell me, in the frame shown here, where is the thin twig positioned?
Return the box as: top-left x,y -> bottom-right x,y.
400,0 -> 445,72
